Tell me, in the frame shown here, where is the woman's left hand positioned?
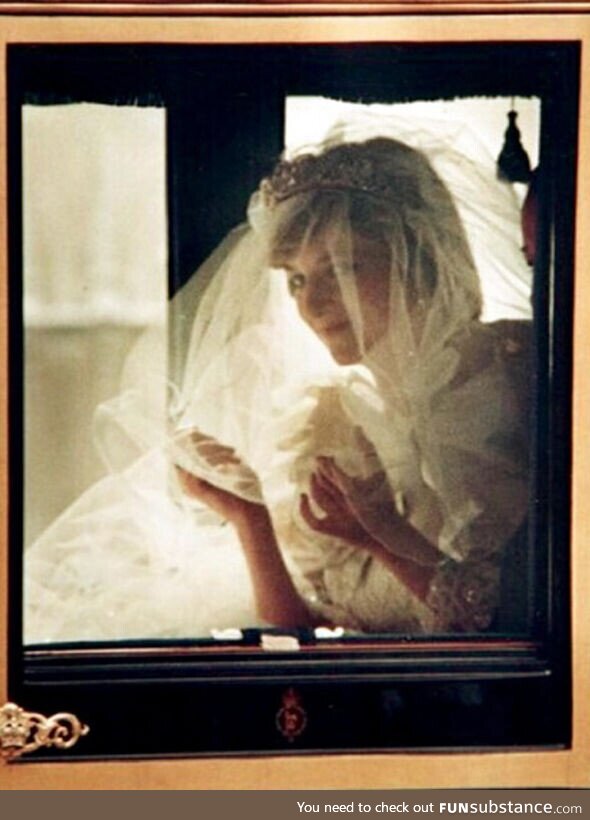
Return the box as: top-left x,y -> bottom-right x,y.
304,455 -> 443,568
299,463 -> 376,547
301,456 -> 400,548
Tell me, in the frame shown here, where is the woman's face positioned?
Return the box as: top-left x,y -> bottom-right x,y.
280,229 -> 391,365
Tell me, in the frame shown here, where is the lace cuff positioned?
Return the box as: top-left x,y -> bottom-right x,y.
425,557 -> 500,632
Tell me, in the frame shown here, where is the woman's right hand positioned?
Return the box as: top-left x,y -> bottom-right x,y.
175,465 -> 258,525
173,430 -> 263,523
175,433 -> 314,627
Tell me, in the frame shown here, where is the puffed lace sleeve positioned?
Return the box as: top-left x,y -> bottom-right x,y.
421,320 -> 532,632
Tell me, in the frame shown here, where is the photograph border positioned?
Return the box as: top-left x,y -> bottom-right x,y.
0,3 -> 589,789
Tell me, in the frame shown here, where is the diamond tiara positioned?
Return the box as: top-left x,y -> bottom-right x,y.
260,145 -> 393,209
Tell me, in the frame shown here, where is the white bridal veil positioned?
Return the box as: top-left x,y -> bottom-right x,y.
24,99 -> 535,643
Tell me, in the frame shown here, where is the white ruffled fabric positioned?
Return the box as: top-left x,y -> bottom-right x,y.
25,450 -> 260,641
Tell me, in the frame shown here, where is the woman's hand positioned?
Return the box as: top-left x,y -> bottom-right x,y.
302,454 -> 442,568
299,464 -> 375,546
300,456 -> 395,550
175,466 -> 257,525
173,430 -> 263,524
175,431 -> 315,626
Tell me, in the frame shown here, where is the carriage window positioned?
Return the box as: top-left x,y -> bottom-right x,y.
23,94 -> 542,645
10,42 -> 575,758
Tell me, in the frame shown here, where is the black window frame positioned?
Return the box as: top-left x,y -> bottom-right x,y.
7,41 -> 577,759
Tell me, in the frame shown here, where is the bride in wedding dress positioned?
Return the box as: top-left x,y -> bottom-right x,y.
24,107 -> 533,643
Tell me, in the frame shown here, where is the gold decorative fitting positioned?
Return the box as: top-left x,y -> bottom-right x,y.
275,687 -> 308,743
0,702 -> 89,761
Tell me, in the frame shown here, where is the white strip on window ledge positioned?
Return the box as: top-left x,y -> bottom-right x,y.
211,628 -> 244,641
260,634 -> 301,652
314,626 -> 345,639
